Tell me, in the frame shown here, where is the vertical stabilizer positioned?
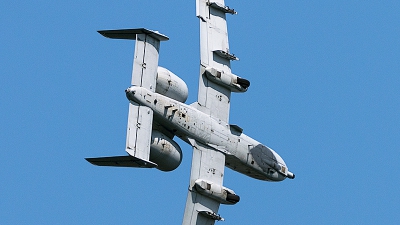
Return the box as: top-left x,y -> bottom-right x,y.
98,28 -> 169,163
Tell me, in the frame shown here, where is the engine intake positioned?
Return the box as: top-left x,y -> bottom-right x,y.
156,67 -> 188,103
150,130 -> 182,171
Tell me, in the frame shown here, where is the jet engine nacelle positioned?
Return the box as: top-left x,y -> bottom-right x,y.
204,67 -> 250,92
194,179 -> 240,205
150,130 -> 182,172
156,67 -> 188,103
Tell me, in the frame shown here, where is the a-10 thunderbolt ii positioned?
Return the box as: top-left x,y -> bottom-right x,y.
86,0 -> 295,224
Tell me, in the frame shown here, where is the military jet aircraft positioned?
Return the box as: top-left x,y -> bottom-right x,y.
86,0 -> 294,224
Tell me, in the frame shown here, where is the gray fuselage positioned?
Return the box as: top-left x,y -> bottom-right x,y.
126,86 -> 293,181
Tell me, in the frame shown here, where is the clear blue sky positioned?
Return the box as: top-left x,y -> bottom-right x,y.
1,1 -> 399,224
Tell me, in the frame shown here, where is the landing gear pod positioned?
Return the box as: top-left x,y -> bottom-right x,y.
156,67 -> 189,103
194,179 -> 240,205
204,67 -> 250,92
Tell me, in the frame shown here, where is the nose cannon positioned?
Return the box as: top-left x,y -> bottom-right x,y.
287,171 -> 295,179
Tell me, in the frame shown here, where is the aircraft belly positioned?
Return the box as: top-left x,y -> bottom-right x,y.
149,93 -> 213,144
225,155 -> 268,181
92,1 -> 296,221
129,87 -> 289,181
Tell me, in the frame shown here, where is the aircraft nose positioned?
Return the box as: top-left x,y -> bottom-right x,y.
271,151 -> 295,179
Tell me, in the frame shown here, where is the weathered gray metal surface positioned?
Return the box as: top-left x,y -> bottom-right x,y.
196,0 -> 235,123
126,86 -> 293,181
125,32 -> 162,161
87,1 -> 294,225
183,141 -> 226,224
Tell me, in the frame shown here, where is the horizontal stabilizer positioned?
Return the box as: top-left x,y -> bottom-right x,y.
98,28 -> 169,41
85,156 -> 157,168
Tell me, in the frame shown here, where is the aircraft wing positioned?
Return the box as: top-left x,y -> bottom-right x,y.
182,1 -> 242,224
195,0 -> 239,123
182,141 -> 227,224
